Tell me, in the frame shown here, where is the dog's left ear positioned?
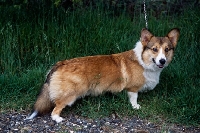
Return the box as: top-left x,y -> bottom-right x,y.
140,28 -> 153,46
167,28 -> 180,48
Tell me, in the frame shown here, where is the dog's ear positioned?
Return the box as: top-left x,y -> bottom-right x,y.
167,28 -> 180,48
140,28 -> 153,46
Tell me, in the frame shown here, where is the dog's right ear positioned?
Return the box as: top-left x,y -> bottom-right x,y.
140,28 -> 153,46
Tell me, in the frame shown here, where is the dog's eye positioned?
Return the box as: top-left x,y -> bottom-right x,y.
165,48 -> 169,52
152,48 -> 158,52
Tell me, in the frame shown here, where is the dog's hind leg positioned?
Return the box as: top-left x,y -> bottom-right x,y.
51,95 -> 77,123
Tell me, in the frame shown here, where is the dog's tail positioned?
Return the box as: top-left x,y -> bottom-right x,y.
26,62 -> 62,120
26,83 -> 54,120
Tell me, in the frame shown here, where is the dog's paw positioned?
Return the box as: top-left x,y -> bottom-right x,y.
132,104 -> 141,109
51,115 -> 64,123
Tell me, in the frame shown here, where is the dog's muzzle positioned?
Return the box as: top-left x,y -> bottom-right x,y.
152,58 -> 166,68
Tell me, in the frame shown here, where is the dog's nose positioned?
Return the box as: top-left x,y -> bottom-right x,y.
159,59 -> 166,65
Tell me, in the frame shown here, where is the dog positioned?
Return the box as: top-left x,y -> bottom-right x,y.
26,28 -> 180,123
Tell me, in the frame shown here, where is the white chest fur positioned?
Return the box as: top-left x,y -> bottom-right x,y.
139,70 -> 161,92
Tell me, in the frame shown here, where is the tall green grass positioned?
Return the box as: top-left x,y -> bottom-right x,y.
0,5 -> 199,126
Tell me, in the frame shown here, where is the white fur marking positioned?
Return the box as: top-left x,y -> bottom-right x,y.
139,69 -> 161,92
26,111 -> 38,120
155,48 -> 166,66
133,41 -> 145,67
128,92 -> 140,109
51,115 -> 64,123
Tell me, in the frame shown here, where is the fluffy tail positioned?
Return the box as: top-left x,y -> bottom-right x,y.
26,83 -> 54,120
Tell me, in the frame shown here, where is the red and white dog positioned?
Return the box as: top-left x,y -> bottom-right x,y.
27,28 -> 180,123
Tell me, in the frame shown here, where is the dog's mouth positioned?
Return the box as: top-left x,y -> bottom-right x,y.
152,58 -> 164,68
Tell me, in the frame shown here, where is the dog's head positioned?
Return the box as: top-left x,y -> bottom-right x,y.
140,28 -> 180,69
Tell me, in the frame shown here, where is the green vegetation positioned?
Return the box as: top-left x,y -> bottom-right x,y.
0,2 -> 199,126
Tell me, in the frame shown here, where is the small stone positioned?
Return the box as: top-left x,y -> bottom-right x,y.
105,122 -> 110,125
13,128 -> 19,131
112,113 -> 116,119
65,122 -> 70,126
92,125 -> 96,128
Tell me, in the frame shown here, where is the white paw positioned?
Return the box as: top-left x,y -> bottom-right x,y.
51,115 -> 64,123
132,104 -> 141,109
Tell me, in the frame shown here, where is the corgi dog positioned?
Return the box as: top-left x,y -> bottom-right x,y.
27,28 -> 180,123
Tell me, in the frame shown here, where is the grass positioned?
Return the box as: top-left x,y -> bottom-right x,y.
0,4 -> 200,126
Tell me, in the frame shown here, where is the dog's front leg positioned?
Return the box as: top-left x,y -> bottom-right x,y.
127,91 -> 141,109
